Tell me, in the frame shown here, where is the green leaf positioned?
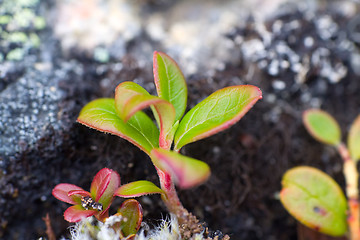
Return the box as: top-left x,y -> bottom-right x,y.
115,180 -> 164,198
174,85 -> 262,150
303,109 -> 341,146
115,81 -> 176,149
77,98 -> 159,155
117,199 -> 143,237
280,166 -> 347,237
114,81 -> 151,121
150,149 -> 210,189
348,114 -> 360,161
153,51 -> 187,122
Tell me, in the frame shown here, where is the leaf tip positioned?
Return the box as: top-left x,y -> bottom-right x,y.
255,86 -> 263,99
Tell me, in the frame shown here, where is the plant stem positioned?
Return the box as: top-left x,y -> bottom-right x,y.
155,142 -> 201,231
156,167 -> 190,220
337,143 -> 360,240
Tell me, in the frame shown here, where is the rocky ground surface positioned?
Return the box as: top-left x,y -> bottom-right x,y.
0,0 -> 360,239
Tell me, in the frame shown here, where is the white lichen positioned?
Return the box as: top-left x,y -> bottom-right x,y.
54,0 -> 141,51
67,214 -> 207,240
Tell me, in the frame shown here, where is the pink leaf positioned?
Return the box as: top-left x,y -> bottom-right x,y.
64,205 -> 97,223
68,190 -> 91,197
151,149 -> 211,189
52,183 -> 85,205
91,168 -> 121,212
91,168 -> 111,201
67,190 -> 91,204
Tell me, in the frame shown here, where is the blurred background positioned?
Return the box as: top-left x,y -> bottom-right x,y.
0,0 -> 360,239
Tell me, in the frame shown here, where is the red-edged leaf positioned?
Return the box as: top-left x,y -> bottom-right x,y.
52,183 -> 85,205
91,168 -> 121,212
77,98 -> 159,155
64,205 -> 97,223
117,199 -> 143,237
67,190 -> 91,205
174,85 -> 262,150
115,81 -> 176,149
114,81 -> 151,121
115,180 -> 164,198
348,114 -> 360,161
303,109 -> 341,146
153,51 -> 187,122
68,190 -> 91,197
151,149 -> 210,189
91,168 -> 111,200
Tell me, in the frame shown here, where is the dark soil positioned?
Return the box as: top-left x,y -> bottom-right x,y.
1,1 -> 360,240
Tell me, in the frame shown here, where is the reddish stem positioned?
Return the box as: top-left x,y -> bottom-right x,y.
337,143 -> 360,240
156,167 -> 189,219
155,141 -> 193,224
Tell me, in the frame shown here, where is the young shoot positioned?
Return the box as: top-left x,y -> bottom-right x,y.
77,51 -> 262,229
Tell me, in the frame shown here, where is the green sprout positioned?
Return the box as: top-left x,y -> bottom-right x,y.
280,109 -> 360,239
77,51 -> 262,232
52,168 -> 153,238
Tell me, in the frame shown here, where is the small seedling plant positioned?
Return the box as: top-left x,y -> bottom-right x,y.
77,51 -> 262,230
52,168 -> 150,239
280,109 -> 360,240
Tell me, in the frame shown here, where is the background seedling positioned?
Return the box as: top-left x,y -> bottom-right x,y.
77,51 -> 262,231
280,109 -> 360,240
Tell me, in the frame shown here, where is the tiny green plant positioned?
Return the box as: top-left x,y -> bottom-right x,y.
77,51 -> 262,230
280,109 -> 360,240
53,168 -> 163,239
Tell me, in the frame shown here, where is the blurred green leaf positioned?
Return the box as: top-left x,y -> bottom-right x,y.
280,166 -> 347,237
348,114 -> 360,161
303,109 -> 341,146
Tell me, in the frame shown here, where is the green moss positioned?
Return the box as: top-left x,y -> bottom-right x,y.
34,16 -> 46,30
14,8 -> 35,28
0,0 -> 45,62
8,32 -> 28,43
1,31 -> 9,39
6,48 -> 25,61
0,16 -> 11,25
29,33 -> 40,47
